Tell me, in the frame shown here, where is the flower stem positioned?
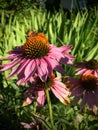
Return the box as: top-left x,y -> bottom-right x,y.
33,100 -> 37,114
45,88 -> 55,130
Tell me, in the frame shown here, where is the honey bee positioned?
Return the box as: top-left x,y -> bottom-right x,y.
27,30 -> 38,39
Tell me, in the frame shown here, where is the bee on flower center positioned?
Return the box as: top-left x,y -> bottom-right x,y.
23,30 -> 50,59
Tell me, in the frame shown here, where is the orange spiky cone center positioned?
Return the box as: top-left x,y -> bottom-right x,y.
23,31 -> 50,59
81,74 -> 98,91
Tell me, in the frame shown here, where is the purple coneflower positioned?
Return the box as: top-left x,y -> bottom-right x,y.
0,30 -> 75,85
75,59 -> 98,77
22,74 -> 70,107
67,74 -> 98,109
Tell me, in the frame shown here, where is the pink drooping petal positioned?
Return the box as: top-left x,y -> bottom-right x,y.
51,87 -> 66,104
17,79 -> 24,85
76,68 -> 87,75
37,90 -> 45,107
24,60 -> 34,77
49,44 -> 57,48
0,54 -> 17,60
85,92 -> 97,108
7,65 -> 21,79
53,86 -> 69,97
49,49 -> 64,61
71,86 -> 84,96
94,70 -> 98,77
23,86 -> 45,107
53,86 -> 68,99
64,53 -> 75,60
54,76 -> 61,81
17,59 -> 30,74
49,44 -> 59,52
43,57 -> 53,77
54,80 -> 69,92
21,122 -> 33,129
40,58 -> 49,78
59,45 -> 73,53
11,59 -> 31,84
29,77 -> 35,83
0,58 -> 21,71
24,60 -> 36,80
36,59 -> 48,81
59,54 -> 75,65
54,65 -> 65,74
44,57 -> 57,68
22,96 -> 35,106
83,70 -> 93,75
17,69 -> 25,85
46,56 -> 65,74
7,59 -> 28,79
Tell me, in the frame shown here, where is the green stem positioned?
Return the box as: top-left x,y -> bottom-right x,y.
45,88 -> 55,130
33,100 -> 37,113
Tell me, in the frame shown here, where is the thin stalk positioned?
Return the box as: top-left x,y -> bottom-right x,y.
45,88 -> 55,130
33,100 -> 37,114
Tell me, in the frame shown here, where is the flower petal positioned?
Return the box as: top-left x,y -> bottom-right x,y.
51,87 -> 69,105
0,58 -> 21,71
24,60 -> 36,79
36,59 -> 48,81
37,90 -> 45,107
76,68 -> 87,75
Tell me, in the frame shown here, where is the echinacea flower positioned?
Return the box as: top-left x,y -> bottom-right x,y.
0,30 -> 75,85
75,59 -> 98,77
22,74 -> 70,107
67,74 -> 98,109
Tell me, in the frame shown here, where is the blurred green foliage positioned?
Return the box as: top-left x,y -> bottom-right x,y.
0,0 -> 35,10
